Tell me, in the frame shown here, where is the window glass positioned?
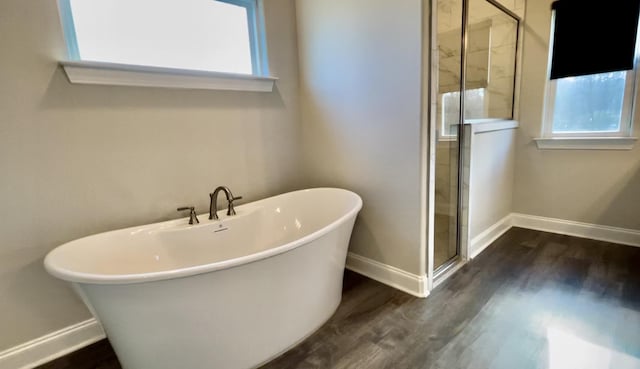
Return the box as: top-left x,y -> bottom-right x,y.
442,88 -> 486,137
68,0 -> 254,74
551,72 -> 626,133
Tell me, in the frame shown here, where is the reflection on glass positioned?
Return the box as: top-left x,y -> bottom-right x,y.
442,88 -> 487,137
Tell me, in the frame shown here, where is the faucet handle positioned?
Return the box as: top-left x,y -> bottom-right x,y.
177,206 -> 200,225
227,196 -> 242,216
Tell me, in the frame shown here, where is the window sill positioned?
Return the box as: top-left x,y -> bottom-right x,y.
60,61 -> 278,92
465,119 -> 519,133
534,137 -> 637,150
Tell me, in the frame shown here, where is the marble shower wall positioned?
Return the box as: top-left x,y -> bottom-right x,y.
483,6 -> 518,119
436,0 -> 521,124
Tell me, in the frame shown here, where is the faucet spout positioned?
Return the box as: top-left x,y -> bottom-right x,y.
209,186 -> 242,220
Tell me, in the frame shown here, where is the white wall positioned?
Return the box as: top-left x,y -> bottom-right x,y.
467,125 -> 517,240
296,0 -> 425,275
513,0 -> 640,230
0,0 -> 301,352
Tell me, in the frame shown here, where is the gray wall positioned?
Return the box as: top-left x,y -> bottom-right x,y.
513,0 -> 640,230
296,0 -> 424,274
0,0 -> 301,351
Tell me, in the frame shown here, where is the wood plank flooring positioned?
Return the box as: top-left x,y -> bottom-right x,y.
38,227 -> 640,369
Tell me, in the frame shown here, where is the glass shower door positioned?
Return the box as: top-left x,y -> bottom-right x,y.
432,0 -> 520,274
433,0 -> 464,272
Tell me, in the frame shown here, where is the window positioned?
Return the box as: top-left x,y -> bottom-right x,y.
543,71 -> 635,138
440,88 -> 487,139
538,0 -> 640,148
57,0 -> 275,91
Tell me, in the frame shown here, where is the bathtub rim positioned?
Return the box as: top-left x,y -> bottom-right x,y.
44,187 -> 362,285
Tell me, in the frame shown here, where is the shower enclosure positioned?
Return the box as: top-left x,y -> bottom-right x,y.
431,0 -> 520,276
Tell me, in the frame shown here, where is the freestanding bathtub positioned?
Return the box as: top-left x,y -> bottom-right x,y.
44,187 -> 362,369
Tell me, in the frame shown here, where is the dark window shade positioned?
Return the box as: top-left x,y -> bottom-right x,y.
550,0 -> 640,80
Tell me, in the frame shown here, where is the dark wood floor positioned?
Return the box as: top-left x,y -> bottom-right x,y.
38,227 -> 640,369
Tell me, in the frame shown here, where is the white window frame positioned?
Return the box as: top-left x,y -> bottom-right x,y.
56,0 -> 276,91
537,11 -> 639,149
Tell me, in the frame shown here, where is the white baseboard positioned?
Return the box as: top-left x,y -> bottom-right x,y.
469,214 -> 514,259
346,252 -> 429,298
511,213 -> 640,248
0,318 -> 105,369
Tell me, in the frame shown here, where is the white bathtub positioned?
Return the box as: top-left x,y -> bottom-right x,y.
44,187 -> 362,369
